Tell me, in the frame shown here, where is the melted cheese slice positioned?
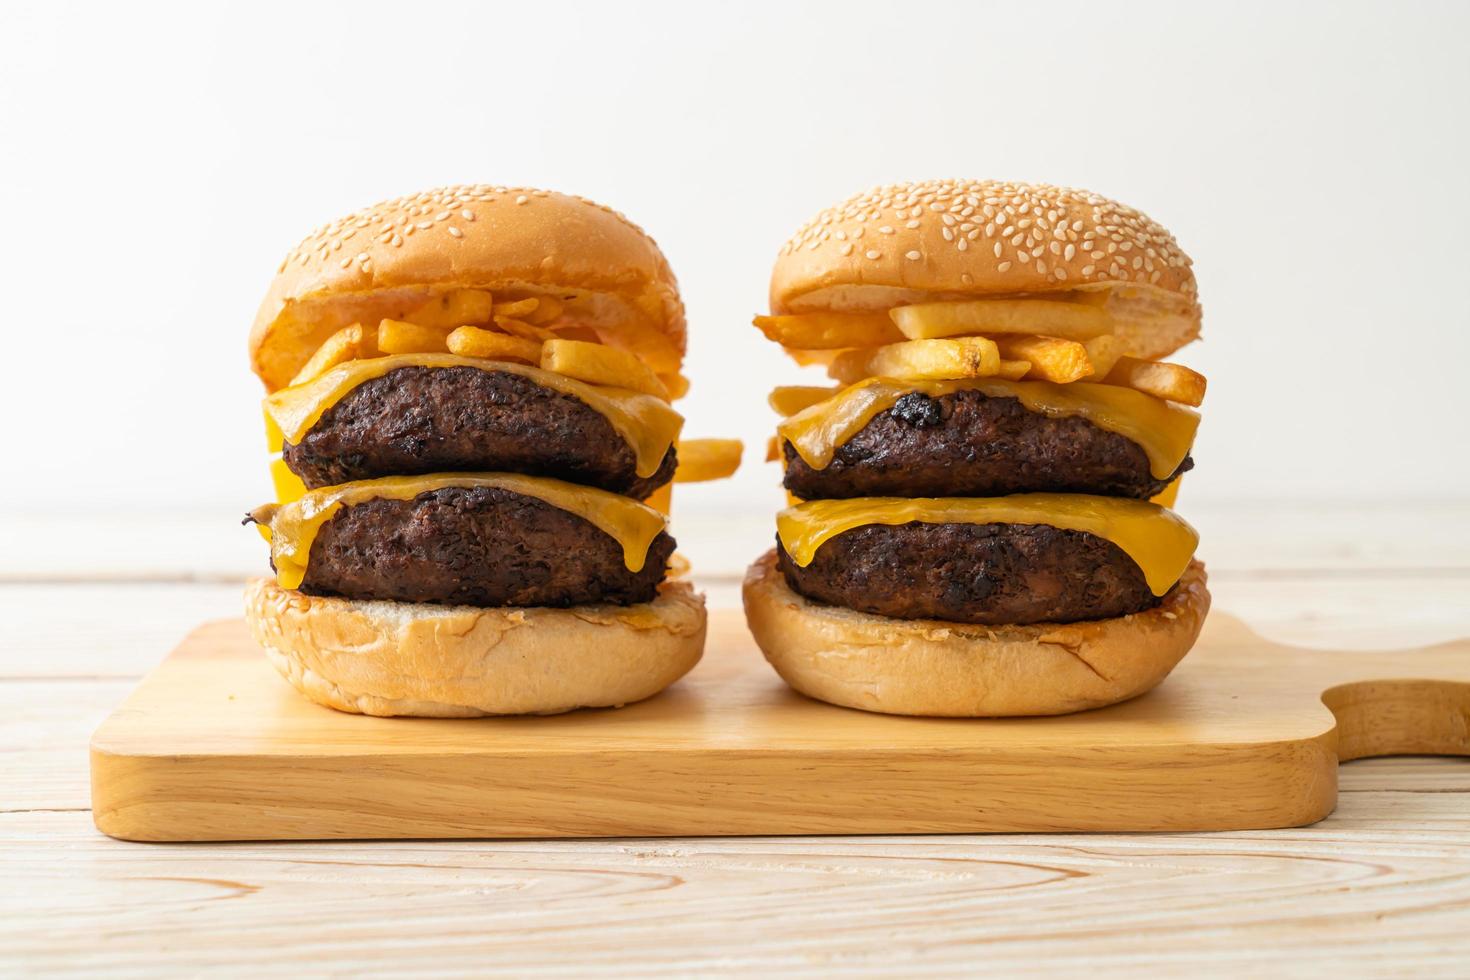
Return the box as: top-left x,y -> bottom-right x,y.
259,473 -> 669,590
777,493 -> 1198,596
263,354 -> 684,479
777,377 -> 1198,480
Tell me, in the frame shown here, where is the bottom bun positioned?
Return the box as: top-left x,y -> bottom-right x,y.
245,577 -> 707,717
743,550 -> 1209,717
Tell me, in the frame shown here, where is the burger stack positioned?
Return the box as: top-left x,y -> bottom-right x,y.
744,179 -> 1211,717
245,185 -> 738,717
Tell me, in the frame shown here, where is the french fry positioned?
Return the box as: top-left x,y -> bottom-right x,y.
446,326 -> 542,364
992,335 -> 1093,384
642,482 -> 673,515
377,318 -> 451,355
890,299 -> 1112,341
828,337 -> 1001,385
753,312 -> 904,350
540,339 -> 668,398
659,373 -> 691,400
997,360 -> 1032,380
784,347 -> 845,367
1082,334 -> 1127,379
493,315 -> 556,341
405,288 -> 495,328
289,323 -> 368,386
491,298 -> 540,319
525,295 -> 565,324
1103,356 -> 1207,406
674,439 -> 743,482
768,385 -> 841,416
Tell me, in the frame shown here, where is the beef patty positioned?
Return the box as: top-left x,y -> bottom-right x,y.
295,486 -> 675,607
783,388 -> 1190,500
776,521 -> 1160,624
284,366 -> 677,497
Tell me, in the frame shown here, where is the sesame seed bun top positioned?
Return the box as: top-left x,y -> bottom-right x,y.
250,185 -> 686,391
770,180 -> 1202,360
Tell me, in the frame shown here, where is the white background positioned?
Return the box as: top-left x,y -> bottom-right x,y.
3,1 -> 1468,534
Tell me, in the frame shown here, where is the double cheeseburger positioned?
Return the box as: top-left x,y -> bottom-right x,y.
745,179 -> 1211,716
245,185 -> 737,717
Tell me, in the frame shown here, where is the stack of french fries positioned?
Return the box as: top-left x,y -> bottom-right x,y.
756,298 -> 1206,407
284,288 -> 740,489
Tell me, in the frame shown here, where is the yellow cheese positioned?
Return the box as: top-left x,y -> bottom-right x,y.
777,493 -> 1198,596
269,456 -> 307,505
778,377 -> 1198,481
262,354 -> 684,479
261,473 -> 669,590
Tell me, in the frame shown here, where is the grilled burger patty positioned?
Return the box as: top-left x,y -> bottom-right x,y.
296,486 -> 675,607
782,388 -> 1190,500
284,366 -> 677,497
776,521 -> 1160,625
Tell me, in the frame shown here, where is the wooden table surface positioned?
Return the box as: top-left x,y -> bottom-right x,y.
5,502 -> 1469,976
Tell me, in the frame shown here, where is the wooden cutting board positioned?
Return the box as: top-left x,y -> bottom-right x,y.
90,610 -> 1469,841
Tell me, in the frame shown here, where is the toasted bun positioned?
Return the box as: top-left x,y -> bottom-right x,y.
245,577 -> 706,717
770,179 -> 1201,360
743,550 -> 1209,717
251,185 -> 686,391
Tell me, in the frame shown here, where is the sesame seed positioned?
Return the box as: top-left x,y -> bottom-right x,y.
448,226 -> 463,238
905,250 -> 921,260
865,249 -> 881,260
773,179 -> 1193,296
516,195 -> 529,205
997,261 -> 1012,272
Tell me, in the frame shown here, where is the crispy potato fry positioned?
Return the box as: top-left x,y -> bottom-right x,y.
891,299 -> 1112,341
540,339 -> 668,398
659,373 -> 691,400
642,482 -> 673,515
405,288 -> 494,328
589,320 -> 683,375
289,323 -> 368,386
753,312 -> 904,350
446,326 -> 542,364
768,385 -> 841,416
992,335 -> 1093,384
491,298 -> 540,318
828,337 -> 1001,385
493,315 -> 556,341
1103,356 -> 1207,406
525,295 -> 565,324
1082,334 -> 1127,379
674,439 -> 743,482
997,359 -> 1032,380
783,347 -> 845,367
1150,476 -> 1182,508
377,318 -> 451,355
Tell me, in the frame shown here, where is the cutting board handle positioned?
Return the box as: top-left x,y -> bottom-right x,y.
1323,676 -> 1470,761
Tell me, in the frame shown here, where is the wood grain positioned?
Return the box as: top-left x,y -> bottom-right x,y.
88,610 -> 1469,841
5,560 -> 1470,976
